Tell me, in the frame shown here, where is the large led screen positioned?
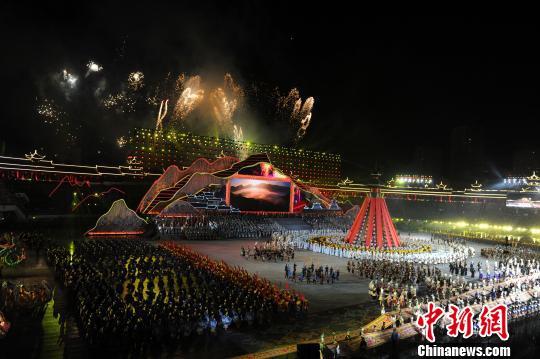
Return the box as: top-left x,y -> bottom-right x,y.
506,192 -> 540,208
228,177 -> 292,212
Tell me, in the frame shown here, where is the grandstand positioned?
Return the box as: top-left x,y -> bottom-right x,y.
385,197 -> 539,226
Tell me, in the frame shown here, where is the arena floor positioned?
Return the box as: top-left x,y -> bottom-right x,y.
168,234 -> 498,357
178,233 -> 492,312
178,239 -> 370,313
0,234 -> 505,359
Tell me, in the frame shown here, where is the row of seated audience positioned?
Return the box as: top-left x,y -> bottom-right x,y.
301,213 -> 353,232
481,245 -> 540,261
386,197 -> 538,224
156,211 -> 358,241
156,214 -> 284,240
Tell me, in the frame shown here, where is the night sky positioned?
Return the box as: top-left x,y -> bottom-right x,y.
1,5 -> 540,184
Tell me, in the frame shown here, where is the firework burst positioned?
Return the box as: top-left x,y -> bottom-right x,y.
293,96 -> 314,141
277,88 -> 314,142
86,61 -> 103,74
210,87 -> 236,128
233,124 -> 244,142
209,73 -> 243,133
62,69 -> 78,89
116,136 -> 127,148
37,98 -> 65,124
233,125 -> 248,160
37,97 -> 78,147
102,92 -> 135,113
128,71 -> 144,90
173,75 -> 204,121
156,99 -> 169,131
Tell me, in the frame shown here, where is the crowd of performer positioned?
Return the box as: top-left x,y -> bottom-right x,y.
350,259 -> 431,284
362,255 -> 540,331
241,237 -> 294,262
156,214 -> 283,240
292,231 -> 474,264
0,279 -> 52,318
355,259 -> 430,310
412,257 -> 540,336
352,252 -> 540,313
46,239 -> 307,355
285,263 -> 340,284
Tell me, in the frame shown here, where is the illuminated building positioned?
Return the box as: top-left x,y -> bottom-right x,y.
127,128 -> 342,185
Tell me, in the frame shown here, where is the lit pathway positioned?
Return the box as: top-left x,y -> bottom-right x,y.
39,292 -> 63,359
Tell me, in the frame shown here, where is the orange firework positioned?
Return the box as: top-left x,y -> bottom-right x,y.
173,75 -> 205,120
224,73 -> 244,100
156,99 -> 169,131
210,74 -> 243,132
295,96 -> 314,141
278,88 -> 314,141
210,87 -> 237,127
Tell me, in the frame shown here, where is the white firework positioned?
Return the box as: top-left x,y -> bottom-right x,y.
87,61 -> 103,73
62,69 -> 78,88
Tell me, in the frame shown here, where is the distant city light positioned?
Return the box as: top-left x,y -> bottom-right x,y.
503,177 -> 528,186
394,175 -> 433,185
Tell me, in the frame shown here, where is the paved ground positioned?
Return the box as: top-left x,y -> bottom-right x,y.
171,235 -> 501,357
179,239 -> 370,313
179,233 -> 493,312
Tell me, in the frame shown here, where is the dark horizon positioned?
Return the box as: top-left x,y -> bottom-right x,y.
2,5 -> 540,185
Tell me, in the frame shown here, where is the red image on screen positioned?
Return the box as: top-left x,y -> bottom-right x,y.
226,176 -> 292,212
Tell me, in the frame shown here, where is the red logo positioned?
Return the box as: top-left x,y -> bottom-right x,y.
416,302 -> 509,342
416,302 -> 444,342
478,304 -> 509,341
446,304 -> 474,338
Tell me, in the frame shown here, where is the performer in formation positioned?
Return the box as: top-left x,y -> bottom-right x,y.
241,237 -> 294,262
291,230 -> 474,264
356,259 -> 437,311
412,256 -> 540,325
285,263 -> 340,284
47,239 -> 307,355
